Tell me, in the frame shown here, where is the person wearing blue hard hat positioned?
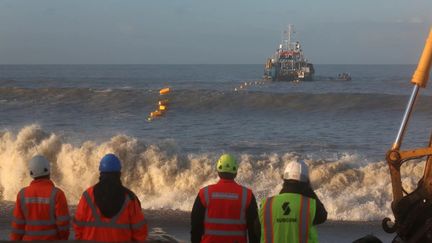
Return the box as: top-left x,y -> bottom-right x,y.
73,154 -> 148,242
99,153 -> 122,172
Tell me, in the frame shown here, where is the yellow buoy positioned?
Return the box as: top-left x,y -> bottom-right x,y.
150,88 -> 171,120
159,88 -> 170,95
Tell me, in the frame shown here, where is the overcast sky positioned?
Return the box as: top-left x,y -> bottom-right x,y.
0,0 -> 431,64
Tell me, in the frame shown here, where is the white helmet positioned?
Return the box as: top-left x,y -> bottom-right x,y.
283,160 -> 309,182
29,155 -> 50,178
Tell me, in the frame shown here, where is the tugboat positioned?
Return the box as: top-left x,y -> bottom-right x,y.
264,25 -> 314,81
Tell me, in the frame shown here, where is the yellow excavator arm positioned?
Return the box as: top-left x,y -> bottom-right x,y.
384,28 -> 432,242
411,28 -> 432,88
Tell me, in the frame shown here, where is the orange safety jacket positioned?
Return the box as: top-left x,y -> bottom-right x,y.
10,179 -> 70,241
73,186 -> 148,242
198,179 -> 252,243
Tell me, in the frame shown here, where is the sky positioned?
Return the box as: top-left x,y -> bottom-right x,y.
0,0 -> 431,64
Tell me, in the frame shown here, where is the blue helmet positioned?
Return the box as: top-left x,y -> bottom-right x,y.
99,154 -> 122,172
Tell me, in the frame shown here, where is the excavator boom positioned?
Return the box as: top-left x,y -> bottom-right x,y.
384,28 -> 432,242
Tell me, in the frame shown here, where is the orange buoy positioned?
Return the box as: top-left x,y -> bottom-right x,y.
150,110 -> 163,117
159,88 -> 170,95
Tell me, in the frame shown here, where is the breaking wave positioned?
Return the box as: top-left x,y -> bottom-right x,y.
1,87 -> 430,114
0,125 -> 425,221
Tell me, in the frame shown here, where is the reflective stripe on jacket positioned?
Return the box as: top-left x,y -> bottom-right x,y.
10,179 -> 70,241
73,186 -> 148,242
198,179 -> 252,243
259,193 -> 318,243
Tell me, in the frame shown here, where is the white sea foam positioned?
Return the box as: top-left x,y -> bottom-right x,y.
0,125 -> 425,221
93,88 -> 113,93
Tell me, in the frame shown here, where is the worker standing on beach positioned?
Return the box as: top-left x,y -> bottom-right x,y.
10,155 -> 70,240
73,153 -> 148,242
259,160 -> 327,243
191,153 -> 260,243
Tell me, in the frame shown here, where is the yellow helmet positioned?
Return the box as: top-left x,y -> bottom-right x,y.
216,154 -> 238,174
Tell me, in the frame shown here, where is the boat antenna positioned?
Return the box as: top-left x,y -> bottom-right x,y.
282,24 -> 294,50
288,24 -> 292,50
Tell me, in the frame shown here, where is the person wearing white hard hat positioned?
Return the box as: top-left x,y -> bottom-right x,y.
10,155 -> 70,241
258,160 -> 327,243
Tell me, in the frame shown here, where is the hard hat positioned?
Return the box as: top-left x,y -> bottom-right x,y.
29,155 -> 50,178
99,154 -> 122,172
283,160 -> 309,182
216,154 -> 238,174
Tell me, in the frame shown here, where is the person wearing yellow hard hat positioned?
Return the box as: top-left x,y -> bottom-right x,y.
191,154 -> 260,243
259,160 -> 327,243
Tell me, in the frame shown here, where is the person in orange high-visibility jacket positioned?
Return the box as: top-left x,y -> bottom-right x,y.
10,155 -> 70,241
73,154 -> 148,242
191,154 -> 260,243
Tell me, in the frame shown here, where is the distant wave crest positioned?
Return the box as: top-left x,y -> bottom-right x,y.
0,87 -> 426,113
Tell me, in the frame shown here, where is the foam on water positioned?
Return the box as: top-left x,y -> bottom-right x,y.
0,125 -> 425,221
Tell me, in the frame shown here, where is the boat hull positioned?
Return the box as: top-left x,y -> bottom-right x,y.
275,71 -> 314,81
264,63 -> 315,81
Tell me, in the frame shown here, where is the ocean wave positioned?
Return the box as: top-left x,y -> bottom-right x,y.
0,125 -> 424,221
0,87 -> 427,113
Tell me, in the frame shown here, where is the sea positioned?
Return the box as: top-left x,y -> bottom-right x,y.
0,64 -> 429,228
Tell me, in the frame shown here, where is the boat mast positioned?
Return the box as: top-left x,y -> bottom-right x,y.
280,24 -> 294,51
287,24 -> 292,50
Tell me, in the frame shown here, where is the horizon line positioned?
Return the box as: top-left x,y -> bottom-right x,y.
0,63 -> 418,66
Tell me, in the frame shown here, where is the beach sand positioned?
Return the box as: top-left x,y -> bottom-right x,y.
0,202 -> 395,242
145,210 -> 396,242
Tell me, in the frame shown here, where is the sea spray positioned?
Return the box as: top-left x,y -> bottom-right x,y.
0,125 -> 425,221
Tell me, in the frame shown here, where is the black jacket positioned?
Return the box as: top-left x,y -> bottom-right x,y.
94,172 -> 139,218
190,183 -> 260,243
279,180 -> 327,225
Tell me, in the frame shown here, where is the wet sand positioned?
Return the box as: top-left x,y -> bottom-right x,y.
147,211 -> 396,242
145,211 -> 396,242
0,201 -> 395,242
